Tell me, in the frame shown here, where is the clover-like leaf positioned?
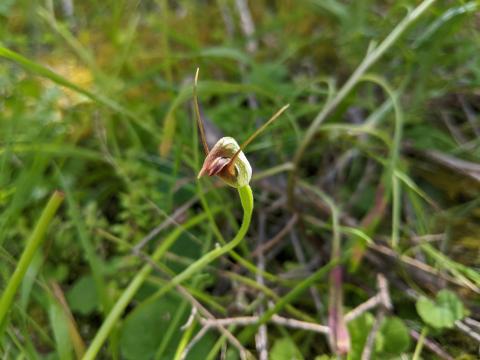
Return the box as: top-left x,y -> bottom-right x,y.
348,314 -> 410,360
375,316 -> 410,355
416,289 -> 465,329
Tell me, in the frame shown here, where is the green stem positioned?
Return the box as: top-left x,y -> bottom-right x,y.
412,327 -> 428,360
82,185 -> 253,360
392,174 -> 401,248
145,185 -> 253,303
0,191 -> 64,335
173,320 -> 196,360
197,182 -> 276,282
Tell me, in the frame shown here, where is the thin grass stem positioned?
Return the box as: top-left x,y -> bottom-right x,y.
0,191 -> 64,335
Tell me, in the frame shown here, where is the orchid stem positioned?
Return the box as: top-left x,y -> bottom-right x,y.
146,185 -> 253,301
82,186 -> 253,360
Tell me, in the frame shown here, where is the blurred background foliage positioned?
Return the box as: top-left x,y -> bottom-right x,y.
0,0 -> 479,359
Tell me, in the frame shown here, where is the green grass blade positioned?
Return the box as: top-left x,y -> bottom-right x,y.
81,210 -> 216,360
0,191 -> 64,335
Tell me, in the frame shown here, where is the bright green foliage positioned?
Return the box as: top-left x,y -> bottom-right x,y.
416,290 -> 466,329
271,337 -> 304,360
348,312 -> 375,360
348,314 -> 410,359
375,317 -> 410,356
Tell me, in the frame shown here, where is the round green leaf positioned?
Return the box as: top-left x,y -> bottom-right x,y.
376,316 -> 410,355
416,290 -> 465,329
347,312 -> 374,360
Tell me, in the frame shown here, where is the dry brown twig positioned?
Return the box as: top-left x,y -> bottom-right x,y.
180,274 -> 399,360
360,275 -> 392,360
345,274 -> 392,323
197,314 -> 329,334
454,320 -> 480,343
361,310 -> 386,360
179,267 -> 463,360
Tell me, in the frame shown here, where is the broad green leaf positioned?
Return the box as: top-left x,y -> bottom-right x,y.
120,295 -> 185,360
66,275 -> 98,315
348,314 -> 410,359
416,290 -> 465,329
375,317 -> 410,356
270,337 -> 304,360
347,312 -> 374,360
